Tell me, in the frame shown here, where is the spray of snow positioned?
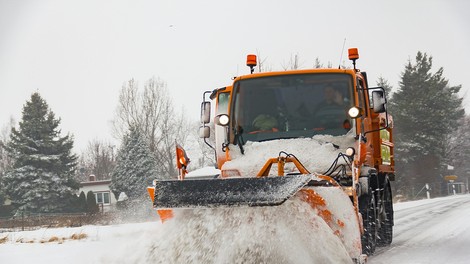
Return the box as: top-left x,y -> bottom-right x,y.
130,196 -> 353,264
121,132 -> 358,263
105,133 -> 358,263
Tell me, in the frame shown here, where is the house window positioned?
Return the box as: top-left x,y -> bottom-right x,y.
94,192 -> 110,205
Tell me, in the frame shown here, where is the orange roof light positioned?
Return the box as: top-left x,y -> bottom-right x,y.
246,54 -> 257,67
348,48 -> 359,61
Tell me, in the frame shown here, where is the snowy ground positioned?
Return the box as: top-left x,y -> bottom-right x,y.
1,194 -> 470,264
369,194 -> 470,264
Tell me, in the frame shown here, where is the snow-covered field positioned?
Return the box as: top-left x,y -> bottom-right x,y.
1,194 -> 470,264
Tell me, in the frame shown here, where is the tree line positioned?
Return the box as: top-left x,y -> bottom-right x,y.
0,77 -> 196,216
0,51 -> 468,216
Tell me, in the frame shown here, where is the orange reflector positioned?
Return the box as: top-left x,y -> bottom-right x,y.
176,144 -> 189,169
147,187 -> 155,202
157,209 -> 174,223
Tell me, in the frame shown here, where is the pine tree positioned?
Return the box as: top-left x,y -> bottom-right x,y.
3,92 -> 78,213
110,126 -> 158,201
390,52 -> 465,197
376,76 -> 393,97
446,115 -> 470,180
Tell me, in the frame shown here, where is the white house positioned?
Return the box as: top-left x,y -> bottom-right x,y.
79,175 -> 117,212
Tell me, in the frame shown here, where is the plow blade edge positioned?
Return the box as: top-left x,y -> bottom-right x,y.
152,174 -> 313,208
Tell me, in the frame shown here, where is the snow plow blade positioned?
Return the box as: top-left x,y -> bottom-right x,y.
151,174 -> 313,209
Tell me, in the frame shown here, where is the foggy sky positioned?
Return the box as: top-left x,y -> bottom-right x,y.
1,0 -> 469,152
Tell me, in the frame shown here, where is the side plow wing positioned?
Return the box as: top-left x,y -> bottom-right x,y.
150,174 -> 313,209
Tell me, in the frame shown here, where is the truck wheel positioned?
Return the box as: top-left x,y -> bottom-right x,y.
377,183 -> 393,246
359,189 -> 377,255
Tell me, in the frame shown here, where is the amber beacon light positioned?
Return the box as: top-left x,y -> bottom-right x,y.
246,54 -> 257,74
348,48 -> 359,69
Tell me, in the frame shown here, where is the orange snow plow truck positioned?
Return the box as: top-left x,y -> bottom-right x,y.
148,48 -> 394,262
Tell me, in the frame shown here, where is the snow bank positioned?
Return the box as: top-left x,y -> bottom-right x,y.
0,221 -> 163,264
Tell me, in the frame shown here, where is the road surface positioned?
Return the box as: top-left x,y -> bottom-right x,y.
370,194 -> 470,264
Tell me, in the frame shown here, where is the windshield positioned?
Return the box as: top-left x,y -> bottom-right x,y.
232,73 -> 354,143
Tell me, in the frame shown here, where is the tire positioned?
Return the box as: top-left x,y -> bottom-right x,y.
359,189 -> 377,255
377,183 -> 393,246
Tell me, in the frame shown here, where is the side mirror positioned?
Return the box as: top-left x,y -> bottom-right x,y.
200,101 -> 211,124
199,125 -> 210,138
372,90 -> 386,113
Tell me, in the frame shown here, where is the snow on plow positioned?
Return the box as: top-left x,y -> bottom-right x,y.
147,175 -> 364,263
147,157 -> 365,262
146,193 -> 360,264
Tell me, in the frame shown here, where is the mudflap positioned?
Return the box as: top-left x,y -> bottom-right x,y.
150,174 -> 313,209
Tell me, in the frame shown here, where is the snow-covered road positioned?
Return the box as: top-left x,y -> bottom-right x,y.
370,194 -> 470,264
1,194 -> 469,263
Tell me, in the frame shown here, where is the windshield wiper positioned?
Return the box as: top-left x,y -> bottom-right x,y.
234,126 -> 245,154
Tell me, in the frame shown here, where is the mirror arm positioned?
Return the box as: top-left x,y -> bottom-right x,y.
203,137 -> 217,168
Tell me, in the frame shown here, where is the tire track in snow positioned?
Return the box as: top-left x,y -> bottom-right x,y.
370,194 -> 470,263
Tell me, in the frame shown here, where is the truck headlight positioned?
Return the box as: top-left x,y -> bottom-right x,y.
348,107 -> 362,118
216,114 -> 230,126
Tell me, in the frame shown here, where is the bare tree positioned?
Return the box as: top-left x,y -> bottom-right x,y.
112,77 -> 190,179
112,78 -> 141,141
313,57 -> 323,69
281,53 -> 302,70
255,50 -> 272,73
78,139 -> 116,181
193,121 -> 216,168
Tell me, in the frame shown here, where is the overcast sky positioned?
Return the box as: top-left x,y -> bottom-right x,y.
1,0 -> 469,152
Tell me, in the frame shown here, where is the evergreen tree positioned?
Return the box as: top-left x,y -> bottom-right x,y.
86,190 -> 99,214
390,52 -> 465,197
3,92 -> 78,213
446,115 -> 470,180
376,76 -> 393,97
110,126 -> 158,201
78,191 -> 87,212
0,178 -> 5,206
0,142 -> 7,206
